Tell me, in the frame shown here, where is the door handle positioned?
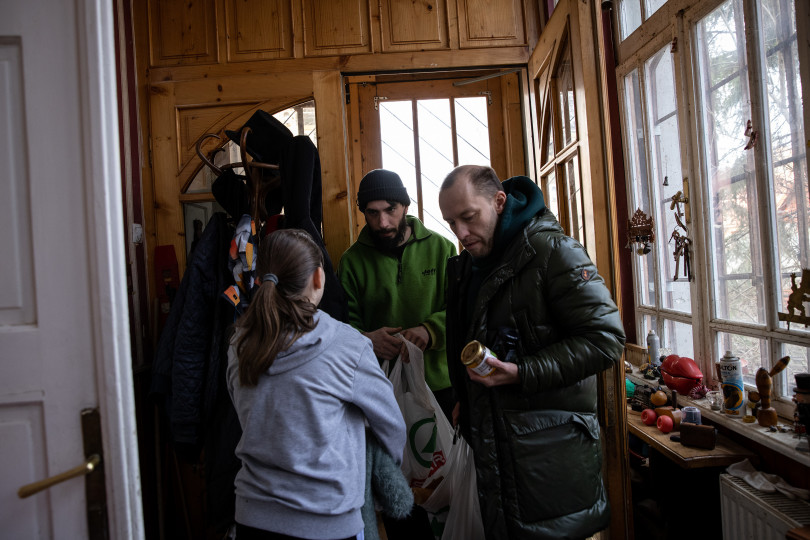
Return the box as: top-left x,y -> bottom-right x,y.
18,454 -> 101,498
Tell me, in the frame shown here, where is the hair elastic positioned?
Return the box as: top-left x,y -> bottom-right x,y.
262,273 -> 279,285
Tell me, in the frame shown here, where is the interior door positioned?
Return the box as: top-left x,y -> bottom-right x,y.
528,1 -> 632,538
0,1 -> 142,539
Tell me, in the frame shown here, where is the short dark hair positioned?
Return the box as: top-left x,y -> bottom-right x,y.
441,165 -> 502,198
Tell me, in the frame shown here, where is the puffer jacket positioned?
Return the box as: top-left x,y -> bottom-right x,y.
446,210 -> 626,540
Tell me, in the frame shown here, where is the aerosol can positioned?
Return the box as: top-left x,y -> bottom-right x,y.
719,350 -> 744,417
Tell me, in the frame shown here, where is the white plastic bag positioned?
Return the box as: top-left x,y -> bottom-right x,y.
388,338 -> 454,500
440,437 -> 485,540
387,338 -> 485,540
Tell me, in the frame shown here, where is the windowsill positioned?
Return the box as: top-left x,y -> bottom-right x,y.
626,368 -> 810,468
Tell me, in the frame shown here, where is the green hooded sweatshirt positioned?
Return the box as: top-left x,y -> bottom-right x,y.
338,216 -> 457,390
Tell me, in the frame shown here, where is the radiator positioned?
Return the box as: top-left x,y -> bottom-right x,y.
720,473 -> 810,539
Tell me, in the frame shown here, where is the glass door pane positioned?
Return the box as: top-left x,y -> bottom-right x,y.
696,0 -> 766,325
624,68 -> 655,307
417,99 -> 456,240
563,155 -> 584,242
379,100 -> 418,208
455,97 -> 490,166
543,169 -> 558,221
556,38 -> 577,148
645,46 -> 691,313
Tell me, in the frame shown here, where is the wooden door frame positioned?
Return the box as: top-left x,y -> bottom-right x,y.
345,70 -> 527,244
527,1 -> 632,538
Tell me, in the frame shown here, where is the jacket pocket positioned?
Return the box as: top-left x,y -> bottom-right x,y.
502,409 -> 603,523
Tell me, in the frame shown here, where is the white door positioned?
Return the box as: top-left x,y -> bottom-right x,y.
0,1 -> 142,539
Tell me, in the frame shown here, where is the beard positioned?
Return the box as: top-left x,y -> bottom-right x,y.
370,214 -> 408,252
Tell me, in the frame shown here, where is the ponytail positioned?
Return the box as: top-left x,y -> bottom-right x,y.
234,229 -> 324,386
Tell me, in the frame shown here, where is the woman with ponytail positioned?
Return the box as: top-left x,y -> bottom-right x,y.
227,229 -> 406,540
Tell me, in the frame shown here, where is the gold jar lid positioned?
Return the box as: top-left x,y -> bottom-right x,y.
461,340 -> 483,366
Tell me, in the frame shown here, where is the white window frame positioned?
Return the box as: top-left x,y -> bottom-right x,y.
616,0 -> 810,419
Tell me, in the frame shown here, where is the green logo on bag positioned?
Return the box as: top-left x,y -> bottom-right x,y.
409,416 -> 438,468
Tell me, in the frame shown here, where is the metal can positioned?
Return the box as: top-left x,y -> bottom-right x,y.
461,340 -> 496,377
719,350 -> 744,416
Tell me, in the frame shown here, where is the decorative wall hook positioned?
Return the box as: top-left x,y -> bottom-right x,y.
627,208 -> 655,255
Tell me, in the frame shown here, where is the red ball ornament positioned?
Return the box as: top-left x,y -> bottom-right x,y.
657,415 -> 674,433
641,408 -> 658,426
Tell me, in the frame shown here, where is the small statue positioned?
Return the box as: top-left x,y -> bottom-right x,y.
755,356 -> 790,427
785,272 -> 810,329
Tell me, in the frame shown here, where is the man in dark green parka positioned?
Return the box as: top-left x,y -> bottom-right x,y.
438,165 -> 626,540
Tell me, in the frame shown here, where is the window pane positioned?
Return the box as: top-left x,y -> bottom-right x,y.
417,99 -> 457,243
543,106 -> 555,165
782,342 -> 810,399
624,68 -> 654,306
544,170 -> 558,222
662,319 -> 694,360
563,156 -> 584,243
642,313 -> 658,349
619,0 -> 642,40
380,100 -> 417,209
556,39 -> 577,148
716,331 -> 768,388
455,97 -> 490,166
274,100 -> 317,145
644,0 -> 666,18
644,45 -> 691,313
186,141 -> 241,194
696,0 -> 766,325
760,0 -> 810,330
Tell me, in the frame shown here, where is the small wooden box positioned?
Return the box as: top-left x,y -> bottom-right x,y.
679,422 -> 717,450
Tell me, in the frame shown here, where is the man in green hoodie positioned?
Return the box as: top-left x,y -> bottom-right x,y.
439,165 -> 626,540
338,168 -> 457,540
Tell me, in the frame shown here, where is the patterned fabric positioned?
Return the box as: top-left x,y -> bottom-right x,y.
223,214 -> 258,315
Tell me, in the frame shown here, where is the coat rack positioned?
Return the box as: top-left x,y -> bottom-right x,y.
192,129 -> 281,223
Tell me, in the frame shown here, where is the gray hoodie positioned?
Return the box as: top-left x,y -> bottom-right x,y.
227,310 -> 406,539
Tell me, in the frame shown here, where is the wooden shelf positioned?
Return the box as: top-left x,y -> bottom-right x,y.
627,406 -> 757,469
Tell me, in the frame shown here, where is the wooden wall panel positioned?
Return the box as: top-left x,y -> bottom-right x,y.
380,0 -> 449,52
225,0 -> 294,61
313,71 -> 353,265
457,0 -> 527,48
303,0 -> 371,56
148,0 -> 218,66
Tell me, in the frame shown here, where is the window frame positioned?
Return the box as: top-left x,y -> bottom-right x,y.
616,0 -> 810,416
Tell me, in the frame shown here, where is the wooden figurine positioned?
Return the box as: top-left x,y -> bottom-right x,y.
756,356 -> 791,427
779,269 -> 810,329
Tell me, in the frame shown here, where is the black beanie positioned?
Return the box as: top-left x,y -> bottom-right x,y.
356,169 -> 411,212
